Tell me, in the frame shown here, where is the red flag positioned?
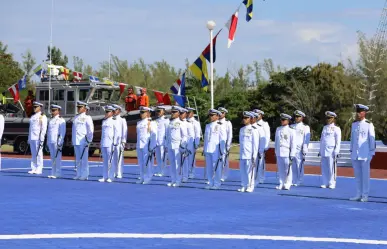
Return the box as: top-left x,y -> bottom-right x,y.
119,83 -> 127,94
153,91 -> 164,104
163,93 -> 171,105
72,71 -> 83,82
8,83 -> 19,103
226,10 -> 239,48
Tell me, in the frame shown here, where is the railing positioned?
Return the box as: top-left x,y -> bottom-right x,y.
268,141 -> 387,167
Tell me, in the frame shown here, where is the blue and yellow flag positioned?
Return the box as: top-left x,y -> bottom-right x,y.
189,54 -> 209,88
243,0 -> 253,22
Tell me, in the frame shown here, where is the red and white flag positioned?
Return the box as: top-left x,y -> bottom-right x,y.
119,83 -> 127,94
8,83 -> 19,103
225,10 -> 239,48
73,71 -> 83,82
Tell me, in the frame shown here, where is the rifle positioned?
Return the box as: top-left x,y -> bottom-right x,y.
189,144 -> 198,175
179,149 -> 191,176
249,157 -> 256,189
333,154 -> 339,181
52,135 -> 62,172
221,149 -> 230,176
298,153 -> 306,183
76,144 -> 88,171
254,153 -> 263,181
212,144 -> 224,182
285,156 -> 293,185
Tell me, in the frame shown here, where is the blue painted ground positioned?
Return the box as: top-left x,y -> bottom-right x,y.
1,157 -> 387,249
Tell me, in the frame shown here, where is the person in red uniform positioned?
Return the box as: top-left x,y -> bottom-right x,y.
24,90 -> 35,118
137,88 -> 149,108
125,86 -> 138,112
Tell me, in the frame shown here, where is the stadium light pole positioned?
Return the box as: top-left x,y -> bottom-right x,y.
206,20 -> 216,109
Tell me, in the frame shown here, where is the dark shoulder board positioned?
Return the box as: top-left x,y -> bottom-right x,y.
365,120 -> 371,124
252,126 -> 257,129
257,123 -> 262,126
217,122 -> 223,125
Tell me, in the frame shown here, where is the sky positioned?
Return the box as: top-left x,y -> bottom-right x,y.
1,0 -> 385,79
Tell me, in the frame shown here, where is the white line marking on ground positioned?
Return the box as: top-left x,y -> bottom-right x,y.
0,233 -> 385,245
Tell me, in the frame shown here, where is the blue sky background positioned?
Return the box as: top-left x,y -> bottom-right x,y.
0,0 -> 384,78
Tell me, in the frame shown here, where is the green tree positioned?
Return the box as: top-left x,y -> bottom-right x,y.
0,41 -> 24,90
47,46 -> 68,67
73,56 -> 84,72
21,49 -> 36,81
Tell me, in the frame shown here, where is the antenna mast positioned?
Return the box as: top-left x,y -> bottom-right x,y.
48,0 -> 54,109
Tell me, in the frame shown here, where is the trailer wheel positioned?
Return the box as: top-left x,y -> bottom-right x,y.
15,138 -> 29,155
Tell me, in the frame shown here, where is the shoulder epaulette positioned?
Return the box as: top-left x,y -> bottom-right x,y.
252,126 -> 257,129
257,123 -> 262,126
366,120 -> 371,124
217,121 -> 222,125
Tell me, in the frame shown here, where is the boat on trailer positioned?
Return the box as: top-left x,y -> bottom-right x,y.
2,78 -> 173,155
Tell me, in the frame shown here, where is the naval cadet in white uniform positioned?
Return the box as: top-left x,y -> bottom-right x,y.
99,105 -> 119,183
319,111 -> 341,189
250,111 -> 266,185
349,104 -> 376,202
203,109 -> 227,190
290,110 -> 310,186
47,104 -> 66,179
153,106 -> 169,177
112,104 -> 127,179
252,109 -> 271,183
111,104 -> 126,179
274,113 -> 296,190
72,101 -> 94,180
238,111 -> 259,193
28,101 -> 47,175
165,106 -> 187,187
180,107 -> 194,182
187,107 -> 201,179
218,107 -> 233,182
136,106 -> 157,184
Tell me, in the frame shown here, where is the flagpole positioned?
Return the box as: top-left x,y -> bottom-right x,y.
207,21 -> 216,109
109,46 -> 111,79
48,0 -> 54,110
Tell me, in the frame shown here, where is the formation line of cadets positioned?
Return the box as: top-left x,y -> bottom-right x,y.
25,101 -> 375,202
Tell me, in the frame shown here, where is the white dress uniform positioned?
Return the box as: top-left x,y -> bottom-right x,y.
100,107 -> 120,182
319,112 -> 341,189
187,115 -> 201,179
238,112 -> 259,192
165,106 -> 187,187
274,114 -> 296,190
182,115 -> 195,182
112,106 -> 127,178
28,102 -> 48,174
250,114 -> 266,186
72,102 -> 94,180
204,109 -> 227,189
254,109 -> 271,183
218,108 -> 233,181
154,109 -> 169,176
290,111 -> 311,185
47,106 -> 66,178
136,107 -> 157,184
350,104 -> 376,201
0,112 -> 4,170
110,113 -> 122,179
